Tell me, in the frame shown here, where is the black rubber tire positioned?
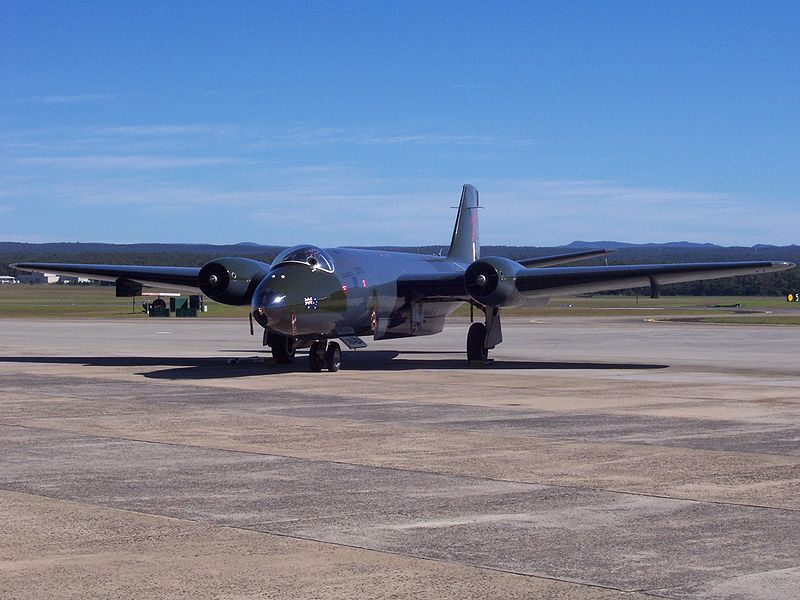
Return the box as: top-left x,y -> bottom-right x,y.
309,341 -> 324,372
270,335 -> 295,364
466,322 -> 488,363
325,342 -> 341,372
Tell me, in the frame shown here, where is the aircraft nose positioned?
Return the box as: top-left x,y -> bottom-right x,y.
251,287 -> 287,327
257,288 -> 286,308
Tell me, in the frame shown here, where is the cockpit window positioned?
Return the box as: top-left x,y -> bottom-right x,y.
272,245 -> 335,273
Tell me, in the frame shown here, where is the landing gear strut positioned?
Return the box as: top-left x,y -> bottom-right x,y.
267,333 -> 295,364
467,305 -> 502,367
309,340 -> 341,372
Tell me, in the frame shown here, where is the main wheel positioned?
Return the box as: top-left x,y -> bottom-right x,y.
466,322 -> 488,363
325,342 -> 341,372
270,334 -> 295,364
309,341 -> 324,372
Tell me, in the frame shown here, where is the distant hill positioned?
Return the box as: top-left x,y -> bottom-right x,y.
0,241 -> 284,274
564,240 -> 723,250
752,243 -> 800,250
0,241 -> 284,255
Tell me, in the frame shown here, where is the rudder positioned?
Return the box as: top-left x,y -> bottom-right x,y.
447,184 -> 480,263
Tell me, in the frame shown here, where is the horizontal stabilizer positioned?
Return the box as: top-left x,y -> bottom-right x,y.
518,248 -> 613,268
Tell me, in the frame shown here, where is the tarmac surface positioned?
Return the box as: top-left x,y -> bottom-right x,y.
1,316 -> 799,599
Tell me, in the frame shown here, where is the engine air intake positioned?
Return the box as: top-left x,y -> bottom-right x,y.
198,257 -> 270,305
463,256 -> 523,307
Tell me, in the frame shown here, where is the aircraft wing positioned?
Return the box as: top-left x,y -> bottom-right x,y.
396,272 -> 467,300
513,261 -> 794,297
400,260 -> 794,304
10,262 -> 200,291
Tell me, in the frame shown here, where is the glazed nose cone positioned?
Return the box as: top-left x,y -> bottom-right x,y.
251,287 -> 286,328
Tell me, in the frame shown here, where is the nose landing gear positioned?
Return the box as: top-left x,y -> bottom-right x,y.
266,333 -> 296,364
309,340 -> 341,372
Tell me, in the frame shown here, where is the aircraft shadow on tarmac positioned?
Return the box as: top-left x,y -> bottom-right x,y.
0,353 -> 669,380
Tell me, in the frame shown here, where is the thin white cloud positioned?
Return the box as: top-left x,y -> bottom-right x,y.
1,116 -> 795,248
15,155 -> 248,170
486,179 -> 730,205
356,133 -> 517,145
68,186 -> 268,207
94,124 -> 235,137
2,124 -> 534,162
24,93 -> 117,104
272,164 -> 354,175
6,170 -> 791,246
476,179 -> 795,246
247,127 -> 535,148
4,178 -> 795,247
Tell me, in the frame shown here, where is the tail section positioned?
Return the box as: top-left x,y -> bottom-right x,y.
447,184 -> 480,262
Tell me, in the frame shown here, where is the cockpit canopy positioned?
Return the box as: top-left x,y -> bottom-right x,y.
271,245 -> 335,273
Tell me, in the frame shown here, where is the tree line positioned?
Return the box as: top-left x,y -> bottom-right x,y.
2,241 -> 798,296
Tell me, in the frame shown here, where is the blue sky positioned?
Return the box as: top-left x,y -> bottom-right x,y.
2,1 -> 799,246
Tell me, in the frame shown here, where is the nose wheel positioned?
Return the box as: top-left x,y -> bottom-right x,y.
309,340 -> 341,372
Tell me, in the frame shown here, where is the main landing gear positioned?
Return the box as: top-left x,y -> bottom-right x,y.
309,340 -> 341,372
467,322 -> 488,363
467,305 -> 502,367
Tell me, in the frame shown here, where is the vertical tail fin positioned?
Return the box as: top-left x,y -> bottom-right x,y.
447,184 -> 480,262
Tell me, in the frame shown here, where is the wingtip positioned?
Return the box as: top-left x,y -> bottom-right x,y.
771,261 -> 796,270
9,262 -> 35,272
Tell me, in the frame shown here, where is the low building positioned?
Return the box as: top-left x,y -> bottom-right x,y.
15,273 -> 46,284
13,272 -> 60,284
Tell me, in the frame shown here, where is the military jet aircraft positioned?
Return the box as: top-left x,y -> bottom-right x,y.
12,185 -> 795,372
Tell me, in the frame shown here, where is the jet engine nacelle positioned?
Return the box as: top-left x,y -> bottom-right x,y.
198,257 -> 270,305
464,256 -> 523,307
